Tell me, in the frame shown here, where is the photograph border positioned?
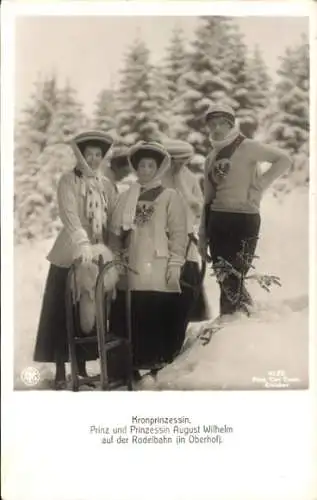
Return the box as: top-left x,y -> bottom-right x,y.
1,2 -> 316,499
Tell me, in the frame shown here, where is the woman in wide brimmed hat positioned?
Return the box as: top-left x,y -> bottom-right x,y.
108,141 -> 188,378
162,138 -> 210,322
33,130 -> 118,389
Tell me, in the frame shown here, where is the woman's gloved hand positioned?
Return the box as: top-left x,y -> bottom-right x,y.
114,250 -> 129,276
80,244 -> 93,264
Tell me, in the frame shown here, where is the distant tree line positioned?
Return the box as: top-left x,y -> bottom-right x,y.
14,16 -> 309,242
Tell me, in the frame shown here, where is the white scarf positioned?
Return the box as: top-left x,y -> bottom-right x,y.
74,150 -> 109,243
120,154 -> 171,231
209,123 -> 241,152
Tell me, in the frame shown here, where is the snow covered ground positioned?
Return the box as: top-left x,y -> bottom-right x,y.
13,187 -> 309,391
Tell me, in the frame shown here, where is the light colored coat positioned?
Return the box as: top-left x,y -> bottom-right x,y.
47,171 -> 117,268
163,166 -> 203,263
109,187 -> 188,293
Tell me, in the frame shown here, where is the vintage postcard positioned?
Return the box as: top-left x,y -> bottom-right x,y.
1,1 -> 316,499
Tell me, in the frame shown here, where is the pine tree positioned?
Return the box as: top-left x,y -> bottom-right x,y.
14,76 -> 83,241
93,88 -> 117,134
19,74 -> 59,153
249,44 -> 272,112
161,26 -> 190,138
266,34 -> 309,157
176,16 -> 232,156
292,139 -> 309,186
150,64 -> 170,137
15,141 -> 76,242
223,24 -> 261,138
15,75 -> 54,241
116,38 -> 167,144
163,26 -> 188,103
46,80 -> 87,145
245,44 -> 272,140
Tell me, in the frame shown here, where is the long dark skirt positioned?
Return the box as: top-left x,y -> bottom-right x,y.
33,264 -> 98,364
109,290 -> 186,368
180,261 -> 209,322
207,211 -> 261,316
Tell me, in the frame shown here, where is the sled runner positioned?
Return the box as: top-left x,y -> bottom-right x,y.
65,255 -> 134,391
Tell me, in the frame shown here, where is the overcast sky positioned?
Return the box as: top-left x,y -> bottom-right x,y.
15,15 -> 308,118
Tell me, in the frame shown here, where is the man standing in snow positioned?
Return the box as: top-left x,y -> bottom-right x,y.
198,104 -> 291,317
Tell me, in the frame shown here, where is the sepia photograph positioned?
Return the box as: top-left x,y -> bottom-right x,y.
13,12 -> 309,392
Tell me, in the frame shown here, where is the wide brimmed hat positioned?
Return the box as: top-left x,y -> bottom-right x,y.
71,130 -> 114,158
163,138 -> 194,161
128,141 -> 169,170
205,104 -> 235,127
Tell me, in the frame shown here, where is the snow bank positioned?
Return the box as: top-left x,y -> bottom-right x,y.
140,186 -> 309,390
140,304 -> 308,391
13,187 -> 309,390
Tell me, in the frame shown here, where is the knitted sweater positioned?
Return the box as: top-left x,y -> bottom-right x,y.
203,138 -> 292,214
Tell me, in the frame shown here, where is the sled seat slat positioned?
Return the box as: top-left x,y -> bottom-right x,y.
73,336 -> 125,350
78,375 -> 100,384
73,334 -> 116,343
73,336 -> 97,344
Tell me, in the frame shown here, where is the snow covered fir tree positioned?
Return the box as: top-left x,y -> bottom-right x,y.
163,27 -> 188,104
15,76 -> 87,241
116,37 -> 169,145
248,44 -> 272,114
263,34 -> 309,191
93,88 -> 117,136
265,34 -> 309,158
161,27 -> 189,138
46,81 -> 87,146
222,23 -> 263,138
18,74 -> 59,154
14,17 -> 309,243
175,17 -> 233,156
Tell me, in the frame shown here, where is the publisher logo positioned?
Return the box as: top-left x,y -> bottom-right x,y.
252,370 -> 300,389
21,367 -> 40,386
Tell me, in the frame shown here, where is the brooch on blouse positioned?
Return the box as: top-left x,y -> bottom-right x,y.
134,203 -> 155,227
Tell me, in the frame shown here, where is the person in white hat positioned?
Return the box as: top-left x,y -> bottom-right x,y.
162,138 -> 209,322
198,103 -> 292,317
108,141 -> 188,379
33,130 -> 118,389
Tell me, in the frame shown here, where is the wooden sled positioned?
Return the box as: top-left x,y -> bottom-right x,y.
65,256 -> 133,392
